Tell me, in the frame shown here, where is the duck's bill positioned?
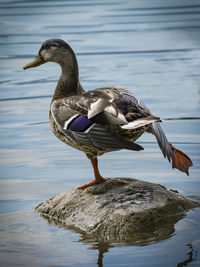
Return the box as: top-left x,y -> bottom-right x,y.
23,54 -> 45,70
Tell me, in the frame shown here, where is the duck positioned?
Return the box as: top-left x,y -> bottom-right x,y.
23,38 -> 193,189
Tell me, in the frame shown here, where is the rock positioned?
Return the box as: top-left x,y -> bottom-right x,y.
36,178 -> 199,242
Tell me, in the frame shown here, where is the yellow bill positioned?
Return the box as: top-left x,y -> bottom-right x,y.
23,54 -> 44,70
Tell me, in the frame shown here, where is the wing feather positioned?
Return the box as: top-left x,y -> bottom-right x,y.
52,86 -> 157,127
51,86 -> 158,152
51,100 -> 143,151
72,124 -> 144,151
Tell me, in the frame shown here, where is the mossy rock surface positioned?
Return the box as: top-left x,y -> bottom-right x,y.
36,178 -> 199,242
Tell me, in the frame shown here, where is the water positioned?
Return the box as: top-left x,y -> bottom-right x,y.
0,0 -> 200,266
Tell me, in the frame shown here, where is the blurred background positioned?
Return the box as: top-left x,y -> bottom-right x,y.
0,0 -> 200,266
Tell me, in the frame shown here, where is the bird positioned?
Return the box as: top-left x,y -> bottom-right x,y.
23,38 -> 193,189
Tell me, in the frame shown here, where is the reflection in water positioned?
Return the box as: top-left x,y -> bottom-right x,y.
92,243 -> 109,267
177,243 -> 197,267
42,212 -> 186,267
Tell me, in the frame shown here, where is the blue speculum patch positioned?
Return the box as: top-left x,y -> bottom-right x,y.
68,115 -> 93,132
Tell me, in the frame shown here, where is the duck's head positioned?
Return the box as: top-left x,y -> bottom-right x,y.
23,39 -> 77,70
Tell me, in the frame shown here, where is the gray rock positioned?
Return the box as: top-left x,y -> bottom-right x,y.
36,178 -> 199,242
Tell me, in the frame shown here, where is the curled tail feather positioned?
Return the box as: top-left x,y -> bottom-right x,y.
170,144 -> 193,176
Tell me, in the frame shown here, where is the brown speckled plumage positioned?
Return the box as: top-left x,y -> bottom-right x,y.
23,38 -> 193,188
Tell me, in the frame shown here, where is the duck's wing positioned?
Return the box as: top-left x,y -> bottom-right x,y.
51,86 -> 162,151
69,86 -> 161,127
51,86 -> 161,129
51,93 -> 144,151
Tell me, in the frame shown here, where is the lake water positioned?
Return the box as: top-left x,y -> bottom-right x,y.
0,0 -> 200,266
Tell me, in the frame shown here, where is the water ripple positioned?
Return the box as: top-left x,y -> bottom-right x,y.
0,95 -> 51,102
103,10 -> 200,17
114,5 -> 200,11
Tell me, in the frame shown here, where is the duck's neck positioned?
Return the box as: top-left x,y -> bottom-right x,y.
52,55 -> 84,102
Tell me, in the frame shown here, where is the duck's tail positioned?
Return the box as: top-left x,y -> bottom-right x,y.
149,122 -> 193,175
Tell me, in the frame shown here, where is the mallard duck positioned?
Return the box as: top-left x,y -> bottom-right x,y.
23,39 -> 193,189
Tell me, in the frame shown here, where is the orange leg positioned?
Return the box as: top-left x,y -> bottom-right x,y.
78,158 -> 106,189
